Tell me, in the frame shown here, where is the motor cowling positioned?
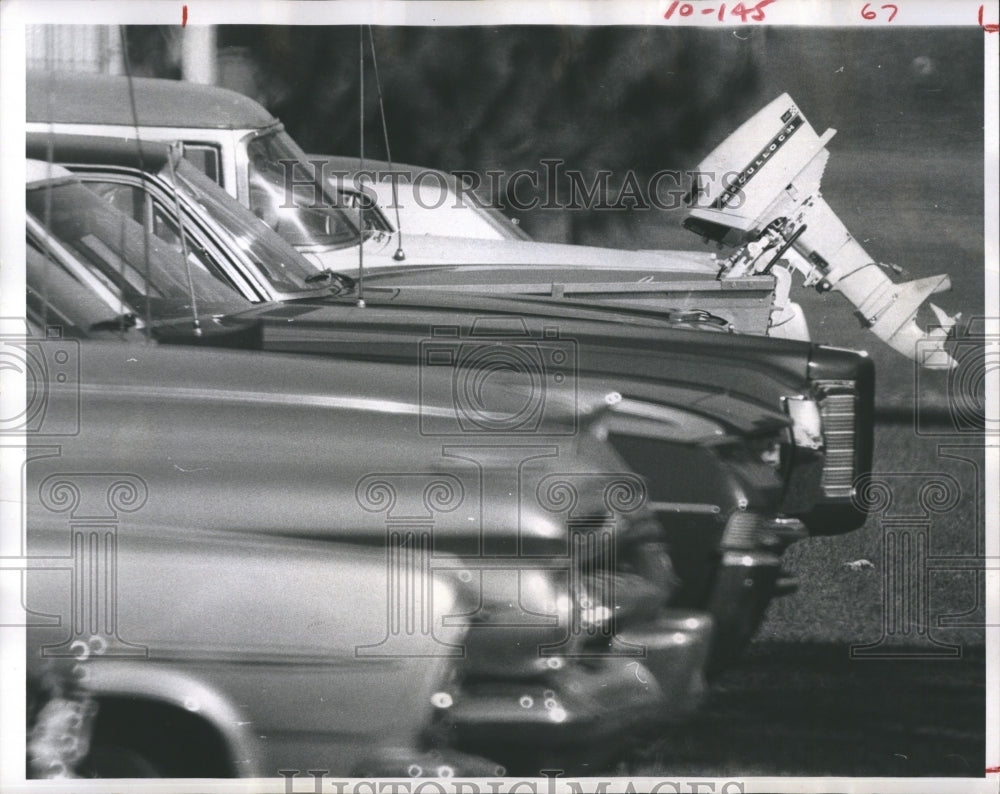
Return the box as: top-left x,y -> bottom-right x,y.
684,93 -> 959,369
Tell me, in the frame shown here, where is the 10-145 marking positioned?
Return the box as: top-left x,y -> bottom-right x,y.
664,0 -> 776,22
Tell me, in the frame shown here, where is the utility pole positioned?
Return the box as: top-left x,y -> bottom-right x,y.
181,26 -> 217,85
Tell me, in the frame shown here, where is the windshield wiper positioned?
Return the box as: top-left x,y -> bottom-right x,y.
363,222 -> 388,243
89,313 -> 138,333
304,268 -> 356,294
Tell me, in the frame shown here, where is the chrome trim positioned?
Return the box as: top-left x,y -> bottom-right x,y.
648,501 -> 721,515
79,382 -> 456,418
720,550 -> 781,568
720,510 -> 763,549
814,380 -> 858,499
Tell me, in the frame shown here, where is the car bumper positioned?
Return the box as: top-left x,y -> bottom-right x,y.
446,609 -> 712,750
705,549 -> 786,671
351,746 -> 507,777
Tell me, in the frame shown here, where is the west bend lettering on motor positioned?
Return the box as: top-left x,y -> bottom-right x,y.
712,111 -> 804,209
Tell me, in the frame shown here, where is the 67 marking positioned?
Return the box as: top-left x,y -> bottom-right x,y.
861,2 -> 899,21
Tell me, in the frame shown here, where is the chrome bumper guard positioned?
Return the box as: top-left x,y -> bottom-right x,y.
447,609 -> 713,745
351,746 -> 507,777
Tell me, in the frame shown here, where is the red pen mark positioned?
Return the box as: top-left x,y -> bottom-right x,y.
980,4 -> 999,32
182,5 -> 188,27
986,766 -> 1000,774
861,2 -> 898,22
664,0 -> 774,22
665,2 -> 694,17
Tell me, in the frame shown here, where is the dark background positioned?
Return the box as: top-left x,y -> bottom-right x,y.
126,25 -> 983,240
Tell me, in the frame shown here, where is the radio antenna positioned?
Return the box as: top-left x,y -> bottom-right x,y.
368,26 -> 405,261
120,27 -> 155,341
39,68 -> 55,332
356,25 -> 366,308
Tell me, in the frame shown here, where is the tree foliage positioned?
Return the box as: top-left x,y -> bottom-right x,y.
212,25 -> 762,244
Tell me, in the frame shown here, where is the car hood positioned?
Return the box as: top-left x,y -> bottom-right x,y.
307,229 -> 725,278
27,342 -> 659,553
221,290 -> 808,435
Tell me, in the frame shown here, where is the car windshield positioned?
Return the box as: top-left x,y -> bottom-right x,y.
478,205 -> 532,241
26,177 -> 249,329
369,181 -> 513,240
245,130 -> 365,249
170,158 -> 339,295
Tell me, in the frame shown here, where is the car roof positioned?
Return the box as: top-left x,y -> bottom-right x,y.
27,70 -> 278,130
26,131 -> 175,172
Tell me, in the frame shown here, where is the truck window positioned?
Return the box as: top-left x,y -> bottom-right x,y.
181,143 -> 224,188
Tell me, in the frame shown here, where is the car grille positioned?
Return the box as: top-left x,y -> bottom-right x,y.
816,382 -> 857,499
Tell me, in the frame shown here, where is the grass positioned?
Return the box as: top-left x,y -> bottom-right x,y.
624,416 -> 988,777
758,419 -> 985,648
631,642 -> 985,777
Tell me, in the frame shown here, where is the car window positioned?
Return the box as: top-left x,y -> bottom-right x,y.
83,179 -> 250,299
245,130 -> 363,249
335,185 -> 393,232
27,179 -> 249,325
170,159 -> 334,294
25,234 -> 117,335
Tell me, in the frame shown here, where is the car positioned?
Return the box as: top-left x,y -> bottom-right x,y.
25,70 -> 958,367
17,222 -> 490,775
25,141 -> 875,677
22,161 -> 735,775
314,154 -> 532,241
23,158 -> 252,341
21,332 -> 719,776
22,70 -> 802,342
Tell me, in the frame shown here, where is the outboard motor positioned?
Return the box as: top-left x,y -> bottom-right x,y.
685,93 -> 959,369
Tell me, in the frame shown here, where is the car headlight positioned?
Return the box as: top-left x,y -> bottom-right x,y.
782,395 -> 824,451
